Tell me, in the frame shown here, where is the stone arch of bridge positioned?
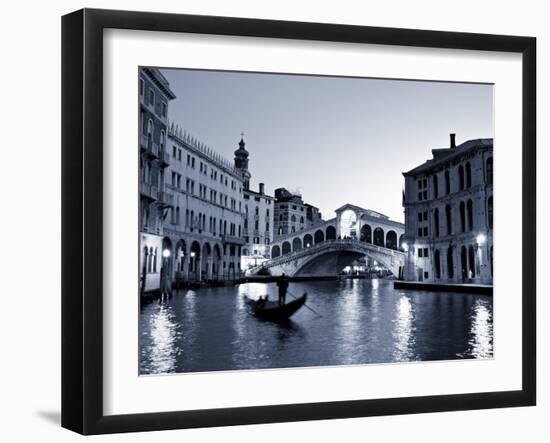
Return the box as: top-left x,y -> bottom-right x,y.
292,244 -> 402,277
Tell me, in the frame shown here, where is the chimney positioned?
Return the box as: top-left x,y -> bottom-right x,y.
450,133 -> 456,149
259,183 -> 265,195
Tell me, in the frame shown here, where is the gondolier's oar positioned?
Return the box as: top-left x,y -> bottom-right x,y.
287,289 -> 323,318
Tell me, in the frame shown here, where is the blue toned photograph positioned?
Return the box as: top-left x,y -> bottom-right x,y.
138,67 -> 494,375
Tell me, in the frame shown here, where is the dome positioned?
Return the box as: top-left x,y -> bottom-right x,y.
234,137 -> 249,157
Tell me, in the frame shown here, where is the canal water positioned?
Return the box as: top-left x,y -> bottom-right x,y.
139,279 -> 493,375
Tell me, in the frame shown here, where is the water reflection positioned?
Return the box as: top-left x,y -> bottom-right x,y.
139,279 -> 493,374
468,298 -> 494,358
392,296 -> 416,361
141,304 -> 178,374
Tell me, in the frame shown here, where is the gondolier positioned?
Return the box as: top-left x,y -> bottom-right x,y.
277,273 -> 290,305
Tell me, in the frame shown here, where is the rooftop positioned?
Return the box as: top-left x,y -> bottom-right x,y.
403,136 -> 493,177
142,67 -> 176,100
168,123 -> 243,179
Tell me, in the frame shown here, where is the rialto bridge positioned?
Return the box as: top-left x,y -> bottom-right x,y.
249,204 -> 406,277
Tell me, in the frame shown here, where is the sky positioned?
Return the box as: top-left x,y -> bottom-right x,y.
160,68 -> 493,222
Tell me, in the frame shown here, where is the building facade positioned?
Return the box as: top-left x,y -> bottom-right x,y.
402,134 -> 493,284
241,183 -> 275,270
162,128 -> 246,286
273,188 -> 322,238
139,67 -> 176,294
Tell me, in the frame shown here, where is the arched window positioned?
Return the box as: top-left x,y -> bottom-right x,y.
271,245 -> 281,258
465,162 -> 472,188
360,224 -> 372,243
433,174 -> 439,198
461,246 -> 468,281
292,237 -> 302,252
447,246 -> 454,279
147,119 -> 153,150
373,227 -> 385,247
142,247 -> 149,273
458,165 -> 465,190
279,214 -> 283,221
314,229 -> 325,244
386,231 -> 397,250
468,245 -> 476,278
434,249 -> 441,279
148,247 -> 154,272
486,157 -> 493,185
487,196 -> 493,229
282,241 -> 291,255
459,201 -> 466,232
160,129 -> 165,152
304,234 -> 313,248
255,206 -> 259,215
326,226 -> 337,240
153,248 -> 158,273
434,208 -> 440,237
467,199 -> 474,231
300,216 -> 304,224
445,169 -> 451,195
445,204 -> 452,235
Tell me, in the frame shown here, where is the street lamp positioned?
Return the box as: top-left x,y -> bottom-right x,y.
476,233 -> 486,245
162,249 -> 171,258
189,251 -> 197,280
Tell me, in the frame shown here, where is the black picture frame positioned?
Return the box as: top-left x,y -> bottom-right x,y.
62,8 -> 536,435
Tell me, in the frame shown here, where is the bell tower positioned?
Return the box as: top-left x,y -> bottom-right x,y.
234,132 -> 251,190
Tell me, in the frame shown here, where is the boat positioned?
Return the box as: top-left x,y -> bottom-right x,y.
245,293 -> 307,321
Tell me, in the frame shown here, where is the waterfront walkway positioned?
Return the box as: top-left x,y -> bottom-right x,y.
394,281 -> 493,295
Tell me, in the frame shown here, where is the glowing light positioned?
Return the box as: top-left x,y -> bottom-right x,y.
468,299 -> 493,358
476,233 -> 486,245
402,242 -> 409,252
190,251 -> 196,258
306,243 -> 311,248
162,249 -> 171,258
392,296 -> 416,361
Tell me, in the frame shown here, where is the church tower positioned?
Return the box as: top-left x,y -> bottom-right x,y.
234,133 -> 251,190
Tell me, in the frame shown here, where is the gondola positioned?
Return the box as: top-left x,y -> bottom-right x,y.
244,293 -> 307,321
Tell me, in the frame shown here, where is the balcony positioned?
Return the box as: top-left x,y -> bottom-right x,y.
140,134 -> 159,158
221,235 -> 246,246
157,191 -> 174,207
140,183 -> 158,201
159,150 -> 170,168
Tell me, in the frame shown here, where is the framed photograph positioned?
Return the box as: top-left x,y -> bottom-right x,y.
62,8 -> 536,434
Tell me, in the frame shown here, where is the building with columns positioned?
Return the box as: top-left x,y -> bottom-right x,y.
162,128 -> 246,286
139,67 -> 176,294
402,134 -> 493,285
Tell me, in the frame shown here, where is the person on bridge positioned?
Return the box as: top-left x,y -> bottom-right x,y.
277,273 -> 290,305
